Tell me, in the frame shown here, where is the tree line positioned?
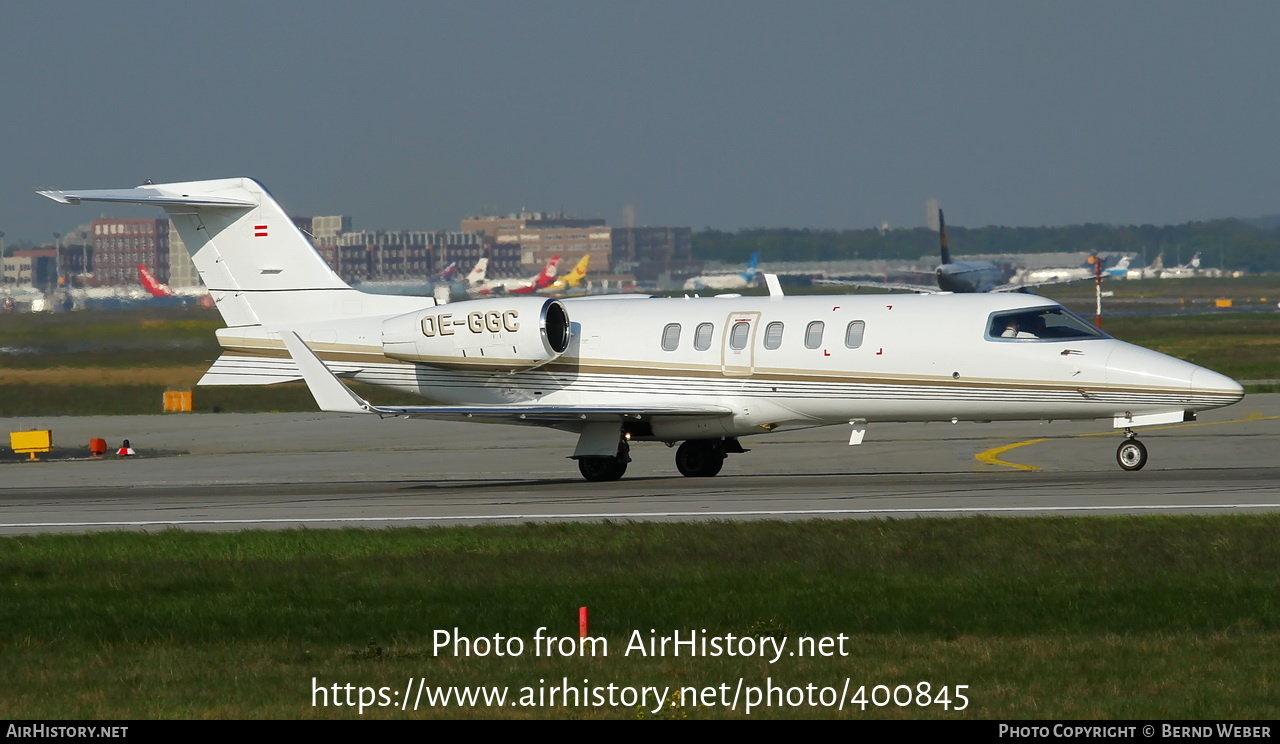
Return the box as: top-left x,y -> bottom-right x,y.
693,219 -> 1280,273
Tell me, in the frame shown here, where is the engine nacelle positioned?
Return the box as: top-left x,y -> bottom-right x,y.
381,296 -> 571,370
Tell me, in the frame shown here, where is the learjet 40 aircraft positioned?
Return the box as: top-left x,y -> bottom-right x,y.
40,178 -> 1244,480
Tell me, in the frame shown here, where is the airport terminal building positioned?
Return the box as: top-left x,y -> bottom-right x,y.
51,209 -> 693,290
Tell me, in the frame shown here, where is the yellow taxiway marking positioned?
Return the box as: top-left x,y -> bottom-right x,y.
974,412 -> 1280,470
974,439 -> 1049,470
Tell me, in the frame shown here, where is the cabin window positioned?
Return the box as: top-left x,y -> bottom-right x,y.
845,320 -> 865,349
694,322 -> 714,351
804,321 -> 825,349
763,322 -> 784,350
661,323 -> 681,351
729,321 -> 750,350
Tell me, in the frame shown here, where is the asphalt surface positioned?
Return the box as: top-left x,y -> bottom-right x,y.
1,394 -> 1277,535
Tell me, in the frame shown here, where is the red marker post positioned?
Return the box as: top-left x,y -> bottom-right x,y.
579,607 -> 589,639
1094,254 -> 1104,329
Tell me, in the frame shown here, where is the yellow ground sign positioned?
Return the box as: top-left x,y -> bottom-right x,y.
163,390 -> 193,412
10,430 -> 52,461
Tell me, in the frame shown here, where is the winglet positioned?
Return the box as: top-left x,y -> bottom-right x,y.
763,273 -> 784,297
279,331 -> 375,415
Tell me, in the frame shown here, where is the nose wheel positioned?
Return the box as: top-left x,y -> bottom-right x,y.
1116,434 -> 1148,471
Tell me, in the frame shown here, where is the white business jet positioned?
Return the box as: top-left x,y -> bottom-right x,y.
40,178 -> 1244,481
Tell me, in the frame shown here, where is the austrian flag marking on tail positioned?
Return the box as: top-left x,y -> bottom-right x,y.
254,225 -> 268,237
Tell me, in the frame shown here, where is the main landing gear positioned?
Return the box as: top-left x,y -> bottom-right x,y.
675,438 -> 747,478
575,436 -> 747,481
577,439 -> 631,482
1116,430 -> 1148,471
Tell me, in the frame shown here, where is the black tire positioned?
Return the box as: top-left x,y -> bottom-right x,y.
578,457 -> 627,482
1116,439 -> 1148,471
675,440 -> 725,478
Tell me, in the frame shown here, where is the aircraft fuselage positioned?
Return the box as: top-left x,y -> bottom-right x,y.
213,292 -> 1241,443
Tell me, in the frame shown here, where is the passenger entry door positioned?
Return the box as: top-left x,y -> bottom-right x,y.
721,311 -> 760,377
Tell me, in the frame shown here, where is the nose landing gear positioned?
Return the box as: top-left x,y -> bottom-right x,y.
1116,430 -> 1148,471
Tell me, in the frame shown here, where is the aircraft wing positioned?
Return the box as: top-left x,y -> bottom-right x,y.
812,278 -> 939,293
280,331 -> 731,423
990,275 -> 1097,293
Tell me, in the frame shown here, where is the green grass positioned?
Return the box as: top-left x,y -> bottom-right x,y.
1101,315 -> 1280,382
2,517 -> 1278,718
1041,275 -> 1280,302
0,306 -> 223,348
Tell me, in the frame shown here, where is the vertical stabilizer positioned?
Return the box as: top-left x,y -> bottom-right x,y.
534,256 -> 561,287
938,209 -> 952,265
39,177 -> 432,327
565,255 -> 590,287
137,264 -> 174,297
466,257 -> 489,287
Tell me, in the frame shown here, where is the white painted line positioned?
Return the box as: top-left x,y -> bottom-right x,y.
3,503 -> 1280,529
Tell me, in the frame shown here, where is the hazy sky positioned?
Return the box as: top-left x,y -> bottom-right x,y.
4,1 -> 1278,244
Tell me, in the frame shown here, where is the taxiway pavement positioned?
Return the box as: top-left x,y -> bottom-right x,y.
2,394 -> 1276,535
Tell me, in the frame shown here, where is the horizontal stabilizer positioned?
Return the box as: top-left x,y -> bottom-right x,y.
37,187 -> 257,208
199,354 -> 301,386
197,353 -> 368,386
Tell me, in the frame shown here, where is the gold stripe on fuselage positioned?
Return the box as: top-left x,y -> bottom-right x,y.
218,341 -> 1237,401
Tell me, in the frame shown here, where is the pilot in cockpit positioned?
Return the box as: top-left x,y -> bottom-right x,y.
999,314 -> 1040,339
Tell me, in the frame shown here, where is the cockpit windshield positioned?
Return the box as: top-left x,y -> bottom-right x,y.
987,307 -> 1109,341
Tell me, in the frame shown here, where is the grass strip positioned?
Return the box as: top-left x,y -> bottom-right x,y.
1,516 -> 1277,718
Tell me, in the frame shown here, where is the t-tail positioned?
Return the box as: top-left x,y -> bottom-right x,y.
39,178 -> 430,328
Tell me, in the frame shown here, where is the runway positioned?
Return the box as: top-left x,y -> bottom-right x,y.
2,395 -> 1277,535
